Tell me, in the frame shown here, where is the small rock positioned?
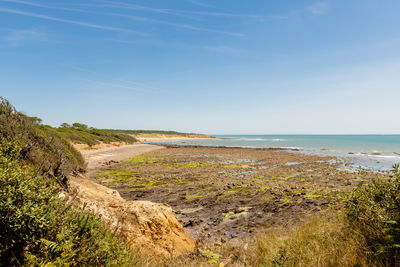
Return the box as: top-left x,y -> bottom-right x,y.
183,220 -> 193,227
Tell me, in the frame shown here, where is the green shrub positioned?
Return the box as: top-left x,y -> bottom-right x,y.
109,129 -> 195,136
0,98 -> 143,265
0,97 -> 85,187
0,141 -> 140,266
346,164 -> 400,265
55,125 -> 138,147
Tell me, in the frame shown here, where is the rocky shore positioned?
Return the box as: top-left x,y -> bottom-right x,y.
91,145 -> 387,246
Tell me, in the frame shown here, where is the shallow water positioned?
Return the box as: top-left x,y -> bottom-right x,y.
151,135 -> 400,171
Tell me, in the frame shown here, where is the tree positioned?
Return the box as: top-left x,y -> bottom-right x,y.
29,116 -> 43,124
72,123 -> 89,130
60,123 -> 71,128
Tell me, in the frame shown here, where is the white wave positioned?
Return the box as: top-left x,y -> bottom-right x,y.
367,154 -> 400,159
281,147 -> 303,150
348,152 -> 400,160
236,138 -> 264,141
233,137 -> 288,142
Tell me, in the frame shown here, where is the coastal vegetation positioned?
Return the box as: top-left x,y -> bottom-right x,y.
55,123 -> 138,147
51,123 -> 206,148
213,166 -> 400,266
0,144 -> 139,265
109,129 -> 203,136
0,98 -> 140,265
0,97 -> 85,187
346,164 -> 400,265
96,146 -> 400,266
1,97 -> 399,266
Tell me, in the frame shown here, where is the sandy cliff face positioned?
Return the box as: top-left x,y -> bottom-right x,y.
69,174 -> 197,256
131,133 -> 216,142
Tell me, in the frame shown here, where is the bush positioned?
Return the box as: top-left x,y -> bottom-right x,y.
0,141 -> 140,266
0,97 -> 85,187
0,98 -> 143,265
346,164 -> 400,265
55,125 -> 138,147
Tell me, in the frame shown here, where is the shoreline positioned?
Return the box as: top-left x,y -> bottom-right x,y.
150,143 -> 292,151
131,133 -> 217,142
150,143 -> 398,171
93,145 -> 385,245
139,137 -> 217,142
75,140 -> 396,174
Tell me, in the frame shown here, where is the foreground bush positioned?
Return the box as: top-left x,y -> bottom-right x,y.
0,141 -> 140,265
0,98 -> 146,266
346,164 -> 400,265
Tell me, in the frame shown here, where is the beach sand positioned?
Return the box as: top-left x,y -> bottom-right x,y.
81,144 -> 163,170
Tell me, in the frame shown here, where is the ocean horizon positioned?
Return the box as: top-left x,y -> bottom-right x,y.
152,134 -> 400,171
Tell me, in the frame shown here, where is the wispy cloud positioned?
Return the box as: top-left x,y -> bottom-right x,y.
60,64 -> 99,75
1,1 -> 245,37
169,23 -> 245,37
0,0 -> 84,12
204,45 -> 248,55
62,64 -> 164,93
79,0 -> 265,21
83,0 -> 201,21
82,79 -> 165,94
1,26 -> 46,46
176,10 -> 265,20
0,7 -> 149,35
183,0 -> 212,8
307,2 -> 329,15
83,79 -> 147,92
73,10 -> 245,37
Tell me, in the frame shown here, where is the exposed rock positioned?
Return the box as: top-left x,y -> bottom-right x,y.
69,174 -> 197,256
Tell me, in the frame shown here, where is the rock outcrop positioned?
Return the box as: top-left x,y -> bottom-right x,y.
69,174 -> 197,256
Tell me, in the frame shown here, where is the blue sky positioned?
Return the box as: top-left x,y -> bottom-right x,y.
1,0 -> 400,134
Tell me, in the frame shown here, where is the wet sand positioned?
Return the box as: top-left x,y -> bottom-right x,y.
89,145 -> 387,245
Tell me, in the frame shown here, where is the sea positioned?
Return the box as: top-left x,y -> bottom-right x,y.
151,135 -> 400,171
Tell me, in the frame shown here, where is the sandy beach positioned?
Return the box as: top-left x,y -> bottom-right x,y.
81,144 -> 163,170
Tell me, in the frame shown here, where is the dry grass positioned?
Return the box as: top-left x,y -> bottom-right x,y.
253,214 -> 369,267
215,214 -> 374,267
160,214 -> 373,267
